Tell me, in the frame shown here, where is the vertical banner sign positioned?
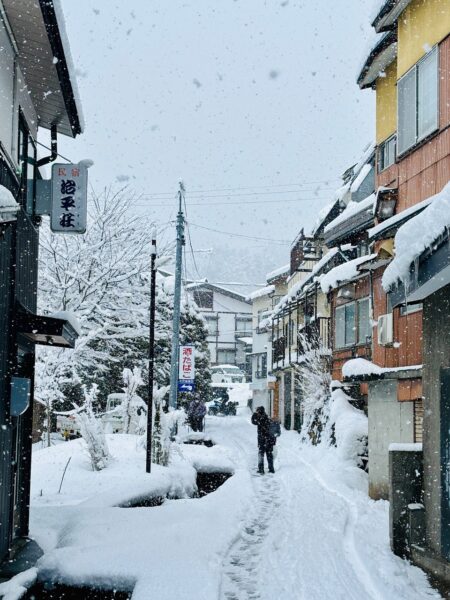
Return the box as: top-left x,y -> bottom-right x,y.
179,345 -> 195,381
51,163 -> 88,234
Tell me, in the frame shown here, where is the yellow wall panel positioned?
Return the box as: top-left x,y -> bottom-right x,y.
398,0 -> 450,77
376,60 -> 398,144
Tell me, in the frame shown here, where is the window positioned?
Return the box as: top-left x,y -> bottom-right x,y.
256,353 -> 267,378
344,303 -> 356,346
335,298 -> 370,349
193,289 -> 213,309
205,315 -> 218,334
397,46 -> 438,155
357,298 -> 371,344
236,318 -> 252,335
378,135 -> 396,172
217,349 -> 235,364
400,302 -> 423,316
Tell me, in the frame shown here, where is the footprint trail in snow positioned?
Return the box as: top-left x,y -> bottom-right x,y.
220,472 -> 281,600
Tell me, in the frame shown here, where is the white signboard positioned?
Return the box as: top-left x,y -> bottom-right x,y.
51,163 -> 88,234
179,345 -> 195,381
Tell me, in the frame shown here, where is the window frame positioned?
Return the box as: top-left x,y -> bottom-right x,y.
357,297 -> 371,345
397,46 -> 439,156
378,134 -> 396,172
335,298 -> 371,350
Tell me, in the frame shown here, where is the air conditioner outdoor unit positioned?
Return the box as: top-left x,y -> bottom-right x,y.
377,313 -> 393,346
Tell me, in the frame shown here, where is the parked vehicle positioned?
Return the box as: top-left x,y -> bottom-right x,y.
56,414 -> 81,440
211,364 -> 246,384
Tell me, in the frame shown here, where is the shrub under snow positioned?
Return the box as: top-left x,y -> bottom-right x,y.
328,387 -> 368,469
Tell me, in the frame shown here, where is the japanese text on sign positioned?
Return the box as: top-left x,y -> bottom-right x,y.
179,345 -> 195,381
50,163 -> 88,234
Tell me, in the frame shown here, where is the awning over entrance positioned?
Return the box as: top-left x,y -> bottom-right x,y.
17,304 -> 79,348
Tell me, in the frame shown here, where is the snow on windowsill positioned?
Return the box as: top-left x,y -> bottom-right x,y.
50,310 -> 82,335
389,443 -> 423,452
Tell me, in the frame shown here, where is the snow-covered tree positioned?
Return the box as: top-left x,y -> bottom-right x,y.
74,384 -> 110,471
294,330 -> 331,445
119,367 -> 146,434
36,187 -> 165,412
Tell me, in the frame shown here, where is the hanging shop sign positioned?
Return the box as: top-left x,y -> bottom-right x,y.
50,163 -> 88,234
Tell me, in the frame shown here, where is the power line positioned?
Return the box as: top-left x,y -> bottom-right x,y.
139,188 -> 335,200
187,221 -> 291,244
134,178 -> 341,197
36,140 -> 73,163
133,195 -> 330,208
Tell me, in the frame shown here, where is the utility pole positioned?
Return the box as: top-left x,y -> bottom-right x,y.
168,182 -> 185,410
146,231 -> 157,473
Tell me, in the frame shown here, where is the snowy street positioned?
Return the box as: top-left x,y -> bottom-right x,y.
25,410 -> 439,600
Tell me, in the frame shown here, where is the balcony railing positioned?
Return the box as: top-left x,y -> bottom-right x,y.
273,336 -> 286,362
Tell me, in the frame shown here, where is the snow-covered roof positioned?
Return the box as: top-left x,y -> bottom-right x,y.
236,337 -> 253,345
186,281 -> 250,304
357,30 -> 397,89
382,182 -> 450,290
246,285 -> 275,302
371,0 -> 413,32
2,0 -> 83,137
320,254 -> 376,293
324,193 -> 376,234
0,185 -> 20,222
266,264 -> 290,282
369,195 -> 433,240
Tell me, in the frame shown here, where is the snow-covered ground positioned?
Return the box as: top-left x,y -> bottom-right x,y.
7,411 -> 440,599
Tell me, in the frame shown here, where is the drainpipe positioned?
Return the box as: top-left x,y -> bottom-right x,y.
37,124 -> 58,168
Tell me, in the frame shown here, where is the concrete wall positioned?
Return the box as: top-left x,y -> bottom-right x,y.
368,379 -> 414,499
423,284 -> 450,556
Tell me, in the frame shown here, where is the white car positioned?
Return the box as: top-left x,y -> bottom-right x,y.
211,365 -> 246,384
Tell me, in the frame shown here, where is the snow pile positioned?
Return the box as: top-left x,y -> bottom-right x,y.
0,185 -> 20,222
382,182 -> 450,290
329,388 -> 368,468
0,568 -> 37,600
246,284 -> 275,301
342,358 -> 383,378
320,254 -> 376,293
49,310 -> 82,336
324,193 -> 375,233
389,442 -> 423,452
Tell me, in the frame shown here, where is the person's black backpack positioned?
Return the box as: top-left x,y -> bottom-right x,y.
269,419 -> 281,438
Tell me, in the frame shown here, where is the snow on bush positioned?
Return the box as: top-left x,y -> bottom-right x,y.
74,384 -> 110,471
294,332 -> 331,444
329,387 -> 368,469
119,367 -> 146,434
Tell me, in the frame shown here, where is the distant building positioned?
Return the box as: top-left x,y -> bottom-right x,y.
247,265 -> 288,414
185,282 -> 252,373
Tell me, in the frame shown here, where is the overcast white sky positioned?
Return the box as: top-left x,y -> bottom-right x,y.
56,0 -> 376,284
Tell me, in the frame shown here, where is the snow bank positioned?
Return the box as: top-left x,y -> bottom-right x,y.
324,193 -> 375,233
383,182 -> 450,290
329,388 -> 368,467
320,254 -> 376,293
246,284 -> 274,301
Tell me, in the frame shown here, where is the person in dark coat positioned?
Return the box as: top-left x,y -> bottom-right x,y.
251,406 -> 275,474
187,396 -> 206,432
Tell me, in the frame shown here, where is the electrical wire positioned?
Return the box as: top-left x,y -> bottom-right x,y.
36,140 -> 73,163
187,221 -> 291,245
133,194 -> 330,208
